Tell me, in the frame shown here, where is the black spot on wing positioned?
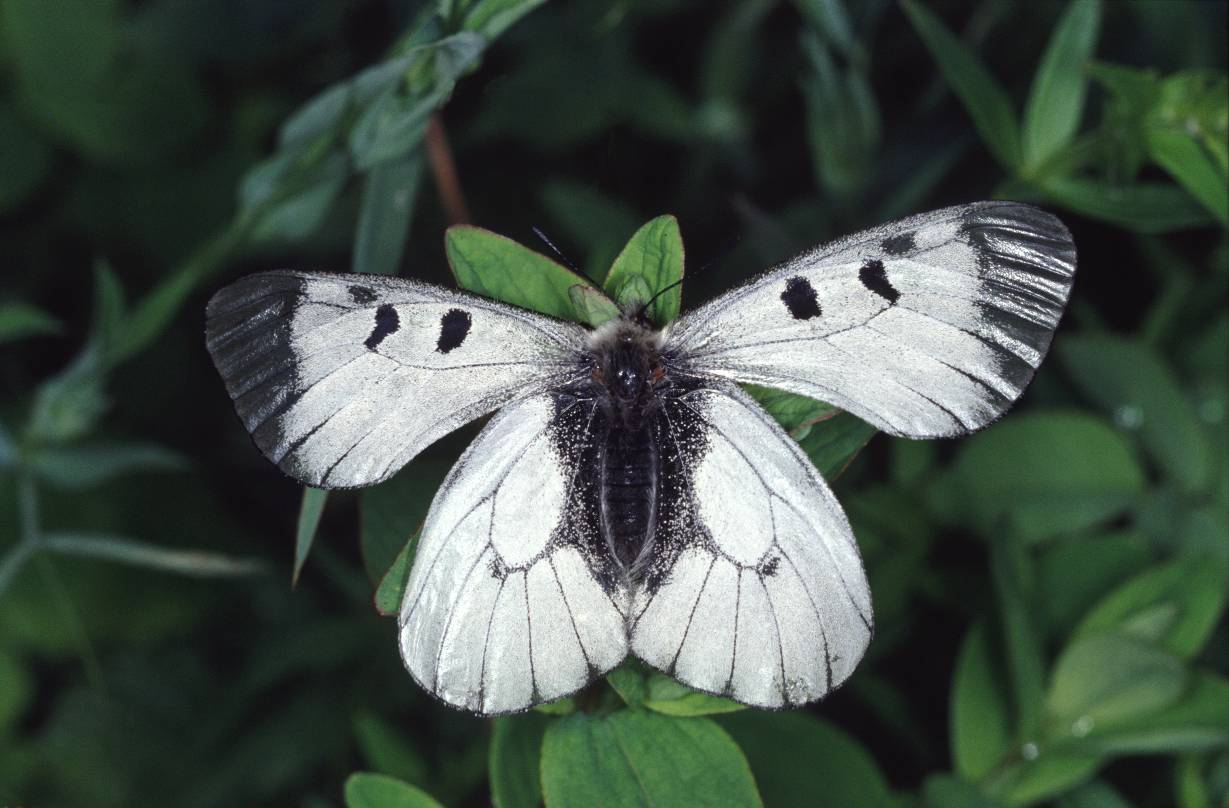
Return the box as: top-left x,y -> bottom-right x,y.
348,284 -> 377,304
859,259 -> 900,304
436,308 -> 472,354
780,276 -> 821,320
758,555 -> 780,577
365,304 -> 399,350
880,231 -> 915,255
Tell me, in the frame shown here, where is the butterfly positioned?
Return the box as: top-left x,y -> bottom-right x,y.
205,201 -> 1076,714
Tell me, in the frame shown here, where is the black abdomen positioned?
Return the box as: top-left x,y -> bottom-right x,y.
600,423 -> 658,571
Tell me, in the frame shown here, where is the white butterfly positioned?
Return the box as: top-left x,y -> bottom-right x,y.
206,201 -> 1076,714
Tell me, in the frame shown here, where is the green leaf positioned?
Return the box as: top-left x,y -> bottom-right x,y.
1059,334 -> 1212,491
991,753 -> 1103,807
606,662 -> 650,707
344,772 -> 444,808
458,0 -> 549,42
1069,670 -> 1229,755
568,285 -> 622,327
1039,177 -> 1214,233
744,385 -> 838,435
1145,126 -> 1229,224
32,441 -> 187,489
931,410 -> 1145,542
800,32 -> 881,196
603,215 -> 684,326
348,34 -> 485,169
374,530 -> 418,616
718,711 -> 895,808
796,412 -> 877,480
1047,634 -> 1187,727
991,532 -> 1047,743
353,710 -> 429,786
1074,556 -> 1229,660
40,532 -> 265,577
542,710 -> 761,808
902,0 -> 1021,169
951,620 -> 1013,782
643,673 -> 744,717
294,487 -> 329,585
1021,0 -> 1102,169
0,301 -> 61,344
490,712 -> 550,808
360,461 -> 452,585
354,153 -> 425,276
446,225 -> 610,322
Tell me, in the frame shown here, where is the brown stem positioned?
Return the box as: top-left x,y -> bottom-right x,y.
425,114 -> 470,225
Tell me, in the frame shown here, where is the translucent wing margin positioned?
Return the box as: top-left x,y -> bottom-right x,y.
205,271 -> 587,488
667,202 -> 1076,438
399,393 -> 629,714
631,383 -> 872,708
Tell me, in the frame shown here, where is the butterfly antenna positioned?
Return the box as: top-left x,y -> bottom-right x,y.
532,226 -> 581,274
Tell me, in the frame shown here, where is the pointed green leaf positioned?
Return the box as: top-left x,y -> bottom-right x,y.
490,712 -> 550,808
344,772 -> 444,808
1145,127 -> 1229,224
952,620 -> 1013,781
796,412 -> 877,479
359,461 -> 451,585
1022,0 -> 1102,169
718,712 -> 894,808
374,529 -> 418,616
542,710 -> 761,808
604,215 -> 684,326
446,224 -> 608,322
932,410 -> 1146,542
1074,556 -> 1229,660
902,0 -> 1021,169
33,441 -> 188,489
459,0 -> 549,41
293,487 -> 329,585
642,673 -> 744,717
539,179 -> 641,283
1048,634 -> 1187,726
606,662 -> 650,707
1039,177 -> 1214,232
568,284 -> 621,327
354,152 -> 425,276
0,302 -> 60,344
745,385 -> 838,434
990,532 -> 1047,742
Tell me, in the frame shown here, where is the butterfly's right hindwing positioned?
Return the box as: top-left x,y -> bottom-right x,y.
205,271 -> 587,488
399,392 -> 629,714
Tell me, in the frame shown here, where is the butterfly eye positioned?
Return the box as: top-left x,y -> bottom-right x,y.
650,363 -> 666,385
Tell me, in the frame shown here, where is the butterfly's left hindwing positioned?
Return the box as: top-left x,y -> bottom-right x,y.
399,392 -> 629,714
631,383 -> 872,708
206,271 -> 587,488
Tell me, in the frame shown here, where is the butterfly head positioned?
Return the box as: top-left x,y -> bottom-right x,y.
587,316 -> 667,417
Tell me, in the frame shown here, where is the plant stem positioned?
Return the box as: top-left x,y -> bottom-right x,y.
425,114 -> 471,225
0,471 -> 40,599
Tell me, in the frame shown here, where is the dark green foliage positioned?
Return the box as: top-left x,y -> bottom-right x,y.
1,1 -> 1226,806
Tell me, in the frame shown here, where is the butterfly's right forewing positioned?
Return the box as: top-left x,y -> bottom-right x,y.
206,271 -> 587,488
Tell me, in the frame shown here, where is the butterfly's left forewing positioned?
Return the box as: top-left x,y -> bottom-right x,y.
631,383 -> 871,708
399,392 -> 629,714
